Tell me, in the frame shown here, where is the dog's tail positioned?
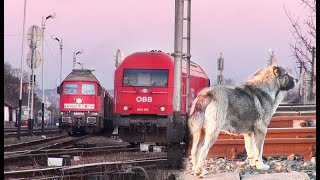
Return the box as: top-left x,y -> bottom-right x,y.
188,88 -> 215,134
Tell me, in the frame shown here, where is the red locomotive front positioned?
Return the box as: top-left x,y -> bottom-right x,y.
114,51 -> 210,144
58,69 -> 113,134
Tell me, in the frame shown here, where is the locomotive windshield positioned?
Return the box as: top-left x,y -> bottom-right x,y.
65,84 -> 78,94
123,69 -> 168,87
82,84 -> 95,94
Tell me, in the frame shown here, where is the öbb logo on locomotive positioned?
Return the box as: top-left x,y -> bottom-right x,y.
136,96 -> 152,102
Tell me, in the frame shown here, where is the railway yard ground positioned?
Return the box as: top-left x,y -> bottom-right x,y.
4,132 -> 316,179
4,105 -> 317,179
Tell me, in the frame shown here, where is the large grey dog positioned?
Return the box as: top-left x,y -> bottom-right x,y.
188,65 -> 299,178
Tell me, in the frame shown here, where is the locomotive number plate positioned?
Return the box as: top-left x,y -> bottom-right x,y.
64,103 -> 95,109
137,108 -> 149,112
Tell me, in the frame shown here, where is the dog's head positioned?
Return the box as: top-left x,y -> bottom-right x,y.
271,65 -> 299,91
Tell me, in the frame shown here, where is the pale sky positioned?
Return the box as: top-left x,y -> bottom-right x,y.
4,0 -> 310,89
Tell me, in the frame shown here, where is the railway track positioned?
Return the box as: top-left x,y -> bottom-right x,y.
276,104 -> 316,111
3,104 -> 316,179
218,127 -> 316,139
4,129 -> 61,138
4,127 -> 61,138
269,115 -> 316,128
4,156 -> 167,179
198,137 -> 316,161
4,145 -> 140,165
4,135 -> 90,153
4,126 -> 59,132
4,134 -> 69,152
270,105 -> 316,128
196,104 -> 317,161
187,127 -> 316,160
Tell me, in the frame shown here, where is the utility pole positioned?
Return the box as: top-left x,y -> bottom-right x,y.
41,13 -> 55,134
183,0 -> 191,158
52,36 -> 63,84
59,40 -> 63,84
297,60 -> 303,102
268,50 -> 277,66
73,50 -> 83,69
18,0 -> 28,140
29,51 -> 35,136
309,46 -> 315,102
167,0 -> 184,169
184,0 -> 191,114
172,0 -> 183,130
41,16 -> 45,134
26,25 -> 42,136
217,53 -> 224,85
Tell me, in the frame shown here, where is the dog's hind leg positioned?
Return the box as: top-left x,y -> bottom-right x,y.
244,133 -> 256,166
253,125 -> 270,170
191,130 -> 202,172
194,128 -> 220,178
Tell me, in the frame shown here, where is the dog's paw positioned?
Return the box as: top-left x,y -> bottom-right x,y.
249,158 -> 256,167
255,161 -> 270,170
190,166 -> 196,175
194,167 -> 202,177
195,168 -> 208,178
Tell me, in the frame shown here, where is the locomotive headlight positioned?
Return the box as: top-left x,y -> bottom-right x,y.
76,98 -> 82,104
160,106 -> 165,111
142,88 -> 148,93
123,106 -> 128,110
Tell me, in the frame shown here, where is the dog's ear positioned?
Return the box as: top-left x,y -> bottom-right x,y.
273,66 -> 281,77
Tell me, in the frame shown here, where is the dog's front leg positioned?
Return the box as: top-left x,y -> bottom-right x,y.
244,133 -> 255,166
253,127 -> 270,170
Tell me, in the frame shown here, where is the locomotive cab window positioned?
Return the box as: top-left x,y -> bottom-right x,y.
64,84 -> 78,94
82,84 -> 95,94
123,69 -> 168,87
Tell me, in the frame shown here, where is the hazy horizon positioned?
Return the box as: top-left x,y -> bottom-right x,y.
4,0 -> 311,89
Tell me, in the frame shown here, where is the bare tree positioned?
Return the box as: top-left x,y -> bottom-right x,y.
284,0 -> 316,101
4,61 -> 43,110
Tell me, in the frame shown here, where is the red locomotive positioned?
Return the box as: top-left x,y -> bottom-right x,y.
113,51 -> 210,144
57,69 -> 114,134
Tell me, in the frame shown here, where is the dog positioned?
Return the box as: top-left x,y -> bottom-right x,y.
188,65 -> 299,178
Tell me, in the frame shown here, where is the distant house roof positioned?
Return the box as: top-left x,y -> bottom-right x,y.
4,99 -> 18,108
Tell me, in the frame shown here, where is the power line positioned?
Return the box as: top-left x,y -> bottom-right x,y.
4,34 -> 23,37
44,37 -> 60,68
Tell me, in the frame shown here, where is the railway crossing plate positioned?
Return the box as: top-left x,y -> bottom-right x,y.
26,50 -> 41,69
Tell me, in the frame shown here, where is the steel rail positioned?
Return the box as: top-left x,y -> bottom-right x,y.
187,138 -> 316,161
4,156 -> 167,179
218,127 -> 316,139
4,135 -> 69,152
269,116 -> 316,128
273,111 -> 316,117
4,146 -> 139,162
276,105 -> 316,111
4,126 -> 58,132
4,129 -> 61,138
